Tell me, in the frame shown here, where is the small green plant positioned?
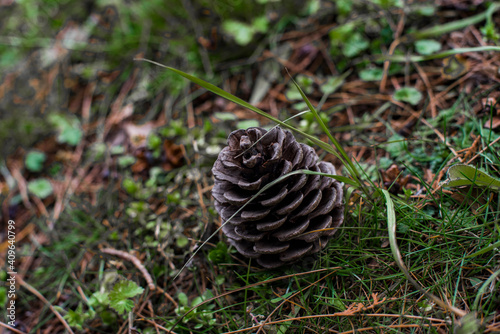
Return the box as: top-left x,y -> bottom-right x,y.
108,280 -> 145,315
481,17 -> 500,42
27,178 -> 53,199
25,150 -> 46,172
117,155 -> 136,168
393,87 -> 422,105
48,113 -> 83,146
414,39 -> 442,55
329,22 -> 369,58
62,278 -> 144,330
208,242 -> 231,264
222,16 -> 269,46
147,133 -> 162,159
173,290 -> 216,329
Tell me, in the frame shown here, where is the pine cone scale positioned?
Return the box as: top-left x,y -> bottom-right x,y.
255,216 -> 287,231
260,186 -> 288,206
290,189 -> 322,218
275,192 -> 304,215
240,207 -> 270,221
272,217 -> 310,242
254,240 -> 289,254
279,242 -> 313,262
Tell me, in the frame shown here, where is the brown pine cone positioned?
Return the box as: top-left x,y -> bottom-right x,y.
212,127 -> 344,269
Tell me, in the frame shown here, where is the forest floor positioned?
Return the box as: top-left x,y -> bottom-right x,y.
1,0 -> 500,333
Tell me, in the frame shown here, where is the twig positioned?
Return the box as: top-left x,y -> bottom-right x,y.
100,248 -> 155,291
467,135 -> 500,164
136,314 -> 179,334
379,8 -> 405,93
17,275 -> 75,334
100,248 -> 178,306
0,321 -> 27,334
8,161 -> 32,210
414,62 -> 438,118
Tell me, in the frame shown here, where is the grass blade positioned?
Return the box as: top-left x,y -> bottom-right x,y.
373,46 -> 500,63
286,70 -> 357,178
466,239 -> 500,259
472,268 -> 500,311
382,189 -> 467,318
134,58 -> 359,179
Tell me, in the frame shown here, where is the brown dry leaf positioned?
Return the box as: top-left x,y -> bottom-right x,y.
163,140 -> 184,168
107,104 -> 135,130
484,117 -> 500,129
124,121 -> 154,149
131,149 -> 149,174
441,55 -> 470,80
380,164 -> 410,194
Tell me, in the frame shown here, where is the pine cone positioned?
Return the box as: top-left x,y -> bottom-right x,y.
212,127 -> 344,269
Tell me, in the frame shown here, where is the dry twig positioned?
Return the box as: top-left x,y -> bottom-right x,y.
17,275 -> 75,334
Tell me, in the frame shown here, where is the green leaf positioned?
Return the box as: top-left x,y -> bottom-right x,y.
60,126 -> 82,146
64,303 -> 89,330
147,134 -> 162,150
271,291 -> 293,303
416,5 -> 435,16
415,39 -> 442,55
117,155 -> 136,168
214,112 -> 237,121
25,150 -> 46,172
359,67 -> 384,81
176,235 -> 189,248
109,298 -> 134,315
385,134 -> 406,158
329,22 -> 355,44
455,313 -> 481,334
0,287 -> 7,308
252,16 -> 268,33
236,119 -> 260,129
393,87 -> 422,105
109,280 -> 144,315
110,280 -> 144,299
222,20 -> 254,46
28,178 -> 53,199
88,291 -> 109,307
122,178 -> 139,195
343,32 -> 369,57
481,20 -> 500,42
285,86 -> 303,101
48,113 -> 82,146
208,242 -> 230,264
336,0 -> 353,16
440,164 -> 500,190
177,292 -> 188,306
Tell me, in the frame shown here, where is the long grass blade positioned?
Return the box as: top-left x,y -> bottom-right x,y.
472,268 -> 500,311
134,58 -> 357,173
286,70 -> 357,176
382,189 -> 467,318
